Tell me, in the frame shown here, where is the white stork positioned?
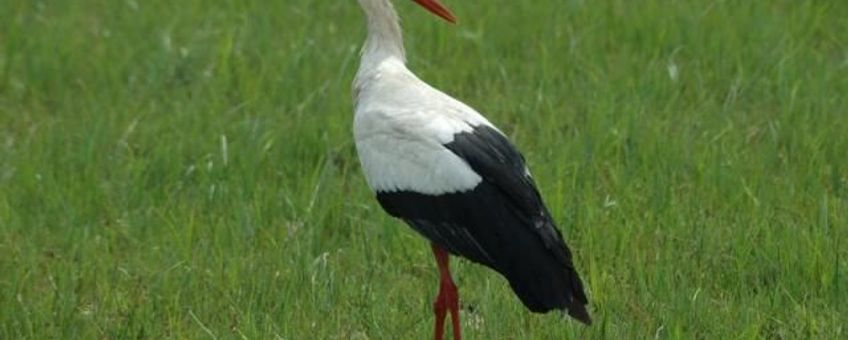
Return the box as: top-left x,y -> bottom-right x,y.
352,0 -> 591,338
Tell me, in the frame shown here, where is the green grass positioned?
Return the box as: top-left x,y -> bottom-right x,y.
1,0 -> 846,338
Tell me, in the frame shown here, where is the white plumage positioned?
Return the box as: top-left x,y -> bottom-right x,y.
354,57 -> 492,194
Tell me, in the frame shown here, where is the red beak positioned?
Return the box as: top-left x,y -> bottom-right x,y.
412,0 -> 457,23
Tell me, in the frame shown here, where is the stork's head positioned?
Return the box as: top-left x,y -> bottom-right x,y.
412,0 -> 456,23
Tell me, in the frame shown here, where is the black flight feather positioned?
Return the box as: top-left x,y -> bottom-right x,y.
375,125 -> 591,325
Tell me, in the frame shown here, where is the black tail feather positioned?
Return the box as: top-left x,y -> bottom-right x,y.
567,303 -> 592,325
502,252 -> 591,325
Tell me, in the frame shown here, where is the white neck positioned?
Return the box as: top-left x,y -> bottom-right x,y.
356,0 -> 406,72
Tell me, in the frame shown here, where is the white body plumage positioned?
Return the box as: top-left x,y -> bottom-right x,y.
353,56 -> 494,195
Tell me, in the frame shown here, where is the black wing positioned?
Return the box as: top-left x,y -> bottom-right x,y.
375,125 -> 590,324
445,125 -> 571,264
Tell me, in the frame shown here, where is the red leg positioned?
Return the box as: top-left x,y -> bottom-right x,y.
432,244 -> 461,340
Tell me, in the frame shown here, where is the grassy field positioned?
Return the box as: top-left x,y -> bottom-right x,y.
1,0 -> 847,338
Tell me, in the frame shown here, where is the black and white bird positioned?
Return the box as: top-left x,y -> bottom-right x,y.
352,0 -> 591,338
